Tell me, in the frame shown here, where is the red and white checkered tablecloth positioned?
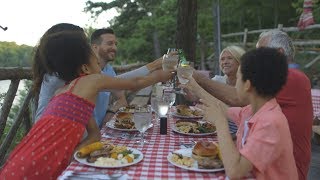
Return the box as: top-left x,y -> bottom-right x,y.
312,89 -> 320,118
58,109 -> 231,180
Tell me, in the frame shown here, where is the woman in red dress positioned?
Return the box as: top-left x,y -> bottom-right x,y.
0,31 -> 172,179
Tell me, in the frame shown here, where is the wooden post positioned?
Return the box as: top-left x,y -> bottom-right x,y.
0,80 -> 20,138
212,0 -> 221,75
0,90 -> 33,166
243,28 -> 248,48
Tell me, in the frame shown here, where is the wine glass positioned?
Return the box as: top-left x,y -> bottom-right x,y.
133,109 -> 152,145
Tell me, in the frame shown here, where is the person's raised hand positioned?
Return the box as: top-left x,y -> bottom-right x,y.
179,75 -> 201,96
197,96 -> 228,125
151,69 -> 174,83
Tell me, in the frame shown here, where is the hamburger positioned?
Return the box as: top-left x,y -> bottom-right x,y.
114,112 -> 134,129
115,112 -> 133,121
192,141 -> 223,169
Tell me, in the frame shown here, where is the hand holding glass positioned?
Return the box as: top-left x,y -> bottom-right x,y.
162,54 -> 179,71
177,63 -> 193,84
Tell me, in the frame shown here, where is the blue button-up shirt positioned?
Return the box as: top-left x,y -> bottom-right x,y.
93,64 -> 116,128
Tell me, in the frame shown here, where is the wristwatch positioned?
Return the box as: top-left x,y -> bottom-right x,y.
106,109 -> 116,114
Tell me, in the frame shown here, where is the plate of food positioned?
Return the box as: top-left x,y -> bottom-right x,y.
172,120 -> 216,136
172,105 -> 203,119
167,141 -> 224,172
74,141 -> 143,168
106,112 -> 137,131
118,105 -> 149,113
106,112 -> 153,131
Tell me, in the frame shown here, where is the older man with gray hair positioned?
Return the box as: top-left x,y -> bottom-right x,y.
188,29 -> 312,180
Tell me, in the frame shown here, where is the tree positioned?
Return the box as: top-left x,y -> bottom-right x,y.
0,42 -> 33,67
176,0 -> 197,65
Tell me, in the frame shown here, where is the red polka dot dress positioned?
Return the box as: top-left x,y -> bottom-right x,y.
0,77 -> 94,180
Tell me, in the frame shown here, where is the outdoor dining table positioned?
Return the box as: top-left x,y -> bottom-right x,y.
58,107 -> 232,180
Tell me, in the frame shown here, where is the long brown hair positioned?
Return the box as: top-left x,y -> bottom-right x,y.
31,23 -> 84,95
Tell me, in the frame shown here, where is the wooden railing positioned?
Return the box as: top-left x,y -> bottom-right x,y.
0,63 -> 145,166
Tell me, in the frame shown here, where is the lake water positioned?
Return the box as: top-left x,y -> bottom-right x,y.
0,80 -> 27,105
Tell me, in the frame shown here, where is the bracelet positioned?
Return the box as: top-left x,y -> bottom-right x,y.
106,110 -> 116,114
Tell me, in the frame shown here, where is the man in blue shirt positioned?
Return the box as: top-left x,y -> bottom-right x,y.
90,28 -> 162,128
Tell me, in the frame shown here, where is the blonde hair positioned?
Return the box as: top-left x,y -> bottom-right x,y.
220,46 -> 245,64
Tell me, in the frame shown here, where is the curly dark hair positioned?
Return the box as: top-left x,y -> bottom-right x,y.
90,28 -> 114,45
38,31 -> 93,83
240,47 -> 288,97
32,23 -> 84,95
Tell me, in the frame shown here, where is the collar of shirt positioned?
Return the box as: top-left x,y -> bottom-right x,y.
246,98 -> 279,127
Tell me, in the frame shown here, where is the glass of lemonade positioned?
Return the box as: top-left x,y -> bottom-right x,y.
133,108 -> 152,145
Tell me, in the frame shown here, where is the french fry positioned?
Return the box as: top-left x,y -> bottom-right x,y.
76,142 -> 104,158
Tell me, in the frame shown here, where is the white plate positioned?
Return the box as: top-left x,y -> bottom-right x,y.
74,147 -> 143,168
171,125 -> 216,136
167,148 -> 224,172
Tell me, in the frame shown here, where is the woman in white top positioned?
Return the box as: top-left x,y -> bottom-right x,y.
212,46 -> 245,134
212,46 -> 245,86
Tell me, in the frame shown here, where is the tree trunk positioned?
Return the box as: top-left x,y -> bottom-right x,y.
175,0 -> 197,105
176,0 -> 197,64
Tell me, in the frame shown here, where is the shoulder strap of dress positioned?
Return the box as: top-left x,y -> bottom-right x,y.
68,75 -> 85,92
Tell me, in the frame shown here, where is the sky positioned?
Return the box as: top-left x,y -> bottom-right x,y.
0,0 -> 118,46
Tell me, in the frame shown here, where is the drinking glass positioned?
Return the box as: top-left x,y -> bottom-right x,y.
177,62 -> 193,85
163,89 -> 176,108
167,48 -> 177,54
154,97 -> 170,118
150,96 -> 160,124
133,109 -> 152,145
162,54 -> 179,71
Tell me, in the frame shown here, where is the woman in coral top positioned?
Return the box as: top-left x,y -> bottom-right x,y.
0,31 -> 172,180
184,47 -> 298,180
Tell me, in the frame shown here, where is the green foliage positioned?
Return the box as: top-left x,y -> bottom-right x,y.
86,0 -> 177,64
84,0 -> 320,76
0,42 -> 33,67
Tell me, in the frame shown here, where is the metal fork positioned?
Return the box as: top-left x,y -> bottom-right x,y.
66,172 -> 125,179
178,142 -> 195,148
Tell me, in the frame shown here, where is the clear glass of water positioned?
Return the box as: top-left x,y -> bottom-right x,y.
150,96 -> 160,124
163,89 -> 176,108
154,97 -> 170,118
133,109 -> 152,145
177,62 -> 193,85
162,54 -> 179,71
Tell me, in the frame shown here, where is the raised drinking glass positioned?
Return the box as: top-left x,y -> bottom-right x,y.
177,62 -> 193,85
